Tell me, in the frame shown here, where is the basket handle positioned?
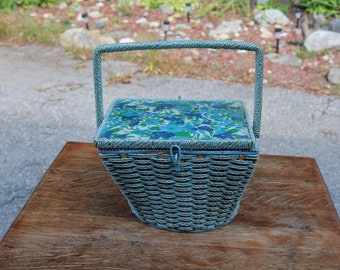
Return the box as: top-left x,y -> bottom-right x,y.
93,40 -> 263,138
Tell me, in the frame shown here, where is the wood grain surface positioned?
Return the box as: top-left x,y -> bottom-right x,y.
1,142 -> 339,269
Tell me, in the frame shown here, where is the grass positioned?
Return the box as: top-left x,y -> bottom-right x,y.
294,46 -> 317,59
0,10 -> 68,44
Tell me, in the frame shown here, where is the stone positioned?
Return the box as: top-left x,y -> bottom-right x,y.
119,37 -> 135,43
304,30 -> 340,52
271,53 -> 302,66
174,24 -> 189,30
322,55 -> 329,62
327,18 -> 340,33
96,2 -> 104,8
99,35 -> 116,45
257,0 -> 269,3
260,27 -> 273,39
254,9 -> 289,26
43,13 -> 53,19
313,14 -> 326,30
76,13 -> 85,22
106,30 -> 131,40
203,23 -> 214,30
102,60 -> 139,81
88,11 -> 102,18
209,20 -> 242,40
136,17 -> 147,26
160,4 -> 172,15
327,68 -> 340,85
95,21 -> 107,29
183,56 -> 193,63
175,31 -> 187,38
265,52 -> 278,60
60,28 -> 115,49
149,21 -> 160,28
59,2 -> 68,9
72,5 -> 84,14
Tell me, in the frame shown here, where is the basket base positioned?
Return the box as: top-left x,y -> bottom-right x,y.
129,201 -> 240,233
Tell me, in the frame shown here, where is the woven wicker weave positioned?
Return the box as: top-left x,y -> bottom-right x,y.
93,40 -> 263,232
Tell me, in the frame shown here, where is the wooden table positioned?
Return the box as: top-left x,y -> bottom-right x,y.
1,142 -> 339,269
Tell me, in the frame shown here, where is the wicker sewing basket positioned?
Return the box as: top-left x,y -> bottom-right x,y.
93,40 -> 263,232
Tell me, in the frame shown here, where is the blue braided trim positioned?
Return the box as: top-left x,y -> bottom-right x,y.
99,142 -> 258,155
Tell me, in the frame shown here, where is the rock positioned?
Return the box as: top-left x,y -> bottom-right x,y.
209,20 -> 242,40
43,13 -> 53,19
322,54 -> 329,62
203,23 -> 214,30
327,68 -> 340,85
257,0 -> 269,3
149,21 -> 160,28
102,60 -> 139,81
95,20 -> 107,29
237,50 -> 248,54
99,35 -> 116,45
254,9 -> 289,26
59,2 -> 68,9
183,56 -> 193,63
175,31 -> 187,38
265,52 -> 278,60
304,30 -> 340,52
160,4 -> 172,15
313,14 -> 326,30
271,53 -> 302,66
260,27 -> 273,39
327,18 -> 340,33
136,17 -> 147,26
119,37 -> 135,43
95,2 -> 104,8
60,28 -> 115,49
174,24 -> 188,30
106,30 -> 131,40
88,11 -> 102,18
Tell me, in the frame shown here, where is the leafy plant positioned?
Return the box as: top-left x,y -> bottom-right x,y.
256,0 -> 291,15
141,0 -> 198,12
0,0 -> 68,10
197,0 -> 252,18
297,0 -> 340,18
0,0 -> 17,10
117,0 -> 134,16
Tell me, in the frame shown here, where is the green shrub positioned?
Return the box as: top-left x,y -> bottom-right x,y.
0,0 -> 68,10
256,0 -> 291,15
297,0 -> 340,18
141,0 -> 198,12
197,0 -> 252,18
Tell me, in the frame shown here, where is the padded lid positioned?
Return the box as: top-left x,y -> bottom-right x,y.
94,98 -> 256,151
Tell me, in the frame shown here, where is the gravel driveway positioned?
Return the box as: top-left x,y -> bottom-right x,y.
0,44 -> 339,240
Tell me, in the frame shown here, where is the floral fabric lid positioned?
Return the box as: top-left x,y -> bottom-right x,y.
94,98 -> 256,151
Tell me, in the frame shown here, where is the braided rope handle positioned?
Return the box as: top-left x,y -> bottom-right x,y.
93,40 -> 263,138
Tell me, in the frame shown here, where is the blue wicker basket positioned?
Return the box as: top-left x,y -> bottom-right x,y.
93,40 -> 263,232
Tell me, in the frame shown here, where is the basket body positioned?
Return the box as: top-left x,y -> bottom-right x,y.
98,151 -> 258,232
92,40 -> 264,232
